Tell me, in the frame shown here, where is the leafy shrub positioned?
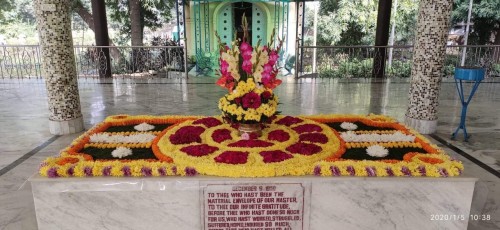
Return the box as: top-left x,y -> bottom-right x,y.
386,60 -> 412,78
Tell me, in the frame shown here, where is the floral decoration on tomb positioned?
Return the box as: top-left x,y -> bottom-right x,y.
216,16 -> 282,125
39,114 -> 464,178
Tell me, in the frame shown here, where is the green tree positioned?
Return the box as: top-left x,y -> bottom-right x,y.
317,0 -> 419,46
452,0 -> 500,45
106,0 -> 174,46
0,0 -> 13,22
317,0 -> 378,46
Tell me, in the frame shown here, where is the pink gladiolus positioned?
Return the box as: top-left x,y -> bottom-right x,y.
242,60 -> 253,74
242,50 -> 252,60
269,51 -> 279,65
263,63 -> 273,73
240,42 -> 251,52
220,60 -> 229,75
261,71 -> 270,80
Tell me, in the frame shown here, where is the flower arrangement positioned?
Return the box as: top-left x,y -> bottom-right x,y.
38,114 -> 464,178
216,16 -> 283,124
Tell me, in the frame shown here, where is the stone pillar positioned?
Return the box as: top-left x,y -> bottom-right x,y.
34,0 -> 84,135
404,0 -> 453,134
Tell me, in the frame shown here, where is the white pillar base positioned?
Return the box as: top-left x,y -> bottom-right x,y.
49,116 -> 84,135
404,116 -> 437,134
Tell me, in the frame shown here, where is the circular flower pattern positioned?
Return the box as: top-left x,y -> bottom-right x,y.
155,115 -> 340,177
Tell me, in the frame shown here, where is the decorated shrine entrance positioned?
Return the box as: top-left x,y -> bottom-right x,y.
216,2 -> 268,47
191,0 -> 292,74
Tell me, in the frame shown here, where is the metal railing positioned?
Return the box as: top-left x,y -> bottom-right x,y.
296,45 -> 500,78
1,44 -> 499,79
0,45 -> 187,79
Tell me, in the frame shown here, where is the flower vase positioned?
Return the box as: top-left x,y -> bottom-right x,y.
238,123 -> 262,137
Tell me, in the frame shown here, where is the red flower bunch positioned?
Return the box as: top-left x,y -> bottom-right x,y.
228,140 -> 274,148
214,151 -> 249,164
260,150 -> 293,163
242,92 -> 262,109
276,116 -> 304,126
180,144 -> 219,157
193,117 -> 223,128
169,126 -> 205,144
292,124 -> 323,134
212,129 -> 233,143
286,143 -> 323,155
299,133 -> 328,144
261,91 -> 272,100
267,130 -> 290,142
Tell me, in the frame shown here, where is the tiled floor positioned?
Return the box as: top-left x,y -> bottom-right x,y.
0,76 -> 499,229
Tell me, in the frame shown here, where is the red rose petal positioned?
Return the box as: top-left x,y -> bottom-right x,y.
267,130 -> 290,142
292,124 -> 323,134
286,143 -> 322,155
228,140 -> 274,148
169,126 -> 205,144
180,144 -> 219,157
275,116 -> 303,126
260,150 -> 293,163
299,133 -> 328,144
193,117 -> 222,128
214,151 -> 249,164
212,129 -> 233,143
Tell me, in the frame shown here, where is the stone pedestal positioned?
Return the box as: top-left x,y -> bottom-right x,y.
30,175 -> 476,230
405,0 -> 453,134
34,0 -> 84,135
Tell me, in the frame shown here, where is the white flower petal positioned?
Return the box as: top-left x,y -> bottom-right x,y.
340,122 -> 358,130
89,133 -> 156,143
340,131 -> 415,142
111,147 -> 133,159
134,122 -> 155,131
366,145 -> 389,157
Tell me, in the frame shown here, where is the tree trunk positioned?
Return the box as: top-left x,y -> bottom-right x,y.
91,0 -> 112,77
72,0 -> 121,60
494,27 -> 500,45
128,0 -> 144,72
129,0 -> 143,46
372,0 -> 393,78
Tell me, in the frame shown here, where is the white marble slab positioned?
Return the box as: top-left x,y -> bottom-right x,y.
30,176 -> 476,230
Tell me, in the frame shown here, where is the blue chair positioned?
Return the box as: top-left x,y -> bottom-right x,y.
284,55 -> 296,76
451,66 -> 485,141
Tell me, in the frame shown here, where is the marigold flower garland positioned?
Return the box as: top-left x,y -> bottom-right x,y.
39,114 -> 464,178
